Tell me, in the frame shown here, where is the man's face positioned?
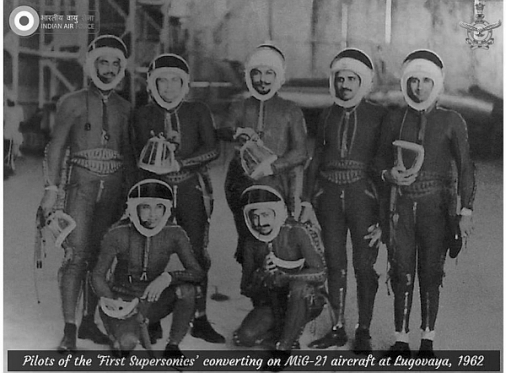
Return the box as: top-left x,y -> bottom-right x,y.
250,66 -> 277,95
250,207 -> 276,236
156,73 -> 183,103
94,54 -> 121,84
138,202 -> 166,229
407,76 -> 434,103
334,70 -> 361,101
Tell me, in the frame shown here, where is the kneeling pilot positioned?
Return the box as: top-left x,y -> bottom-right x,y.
234,184 -> 327,351
92,179 -> 204,356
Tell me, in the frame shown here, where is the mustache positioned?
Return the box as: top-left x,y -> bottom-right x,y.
254,224 -> 271,229
101,72 -> 116,77
253,81 -> 272,86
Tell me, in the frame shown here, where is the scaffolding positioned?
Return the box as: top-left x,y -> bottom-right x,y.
5,0 -> 190,110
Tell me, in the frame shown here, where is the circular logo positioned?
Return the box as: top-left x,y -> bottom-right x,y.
9,6 -> 39,36
468,21 -> 492,42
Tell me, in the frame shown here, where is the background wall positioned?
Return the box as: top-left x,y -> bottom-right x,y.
3,0 -> 503,158
189,0 -> 503,97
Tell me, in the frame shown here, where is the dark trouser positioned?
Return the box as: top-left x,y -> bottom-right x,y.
235,282 -> 324,349
100,284 -> 195,351
224,157 -> 254,264
389,190 -> 448,334
61,166 -> 124,323
165,175 -> 211,315
316,177 -> 379,329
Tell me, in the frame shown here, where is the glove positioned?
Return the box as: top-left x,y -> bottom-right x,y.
167,141 -> 178,153
142,272 -> 172,302
384,166 -> 417,186
364,223 -> 382,248
39,189 -> 58,218
169,160 -> 181,173
459,214 -> 474,238
250,160 -> 274,180
264,252 -> 278,273
234,127 -> 259,142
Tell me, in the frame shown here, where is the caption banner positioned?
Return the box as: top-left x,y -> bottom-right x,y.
7,350 -> 501,371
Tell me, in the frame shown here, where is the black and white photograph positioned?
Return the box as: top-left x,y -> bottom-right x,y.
3,0 -> 503,371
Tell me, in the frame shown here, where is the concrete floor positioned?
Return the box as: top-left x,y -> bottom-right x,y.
3,154 -> 503,370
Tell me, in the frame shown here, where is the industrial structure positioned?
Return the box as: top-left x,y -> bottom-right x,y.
3,0 -> 503,156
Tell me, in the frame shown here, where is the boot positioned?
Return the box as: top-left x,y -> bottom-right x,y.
386,341 -> 411,360
58,323 -> 77,353
164,343 -> 185,360
261,348 -> 291,372
191,316 -> 225,343
148,321 -> 163,345
417,339 -> 436,358
78,315 -> 109,345
308,326 -> 348,349
353,327 -> 372,355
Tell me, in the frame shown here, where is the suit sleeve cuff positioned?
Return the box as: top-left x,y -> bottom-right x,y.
460,207 -> 473,216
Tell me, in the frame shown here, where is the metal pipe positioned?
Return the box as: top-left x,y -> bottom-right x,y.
385,0 -> 392,44
17,47 -> 80,59
38,0 -> 46,108
268,0 -> 274,41
129,0 -> 137,107
341,0 -> 348,49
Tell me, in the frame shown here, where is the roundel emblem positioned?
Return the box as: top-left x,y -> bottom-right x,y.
9,6 -> 40,36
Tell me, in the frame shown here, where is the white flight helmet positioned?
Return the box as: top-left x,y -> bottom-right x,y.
329,48 -> 374,108
147,53 -> 190,111
245,44 -> 286,101
85,35 -> 128,91
242,185 -> 288,243
126,179 -> 173,237
401,49 -> 445,111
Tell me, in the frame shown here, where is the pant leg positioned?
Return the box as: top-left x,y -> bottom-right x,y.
234,305 -> 276,347
346,179 -> 379,330
415,192 -> 448,332
146,284 -> 196,345
316,178 -> 348,327
389,195 -> 417,334
83,172 -> 125,316
224,157 -> 254,264
61,167 -> 100,323
278,281 -> 324,350
62,167 -> 124,323
174,176 -> 210,315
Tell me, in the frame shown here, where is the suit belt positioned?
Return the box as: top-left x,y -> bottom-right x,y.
70,157 -> 123,175
320,169 -> 367,185
159,169 -> 203,184
400,171 -> 453,199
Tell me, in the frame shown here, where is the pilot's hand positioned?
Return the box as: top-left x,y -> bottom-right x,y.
384,167 -> 417,186
234,127 -> 259,142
